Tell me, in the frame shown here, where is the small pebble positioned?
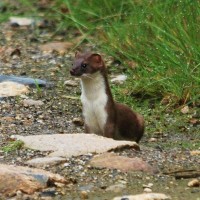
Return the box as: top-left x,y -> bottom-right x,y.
181,105 -> 189,114
64,80 -> 78,87
64,163 -> 70,167
188,179 -> 200,187
41,197 -> 53,200
111,74 -> 127,84
16,190 -> 22,198
72,117 -> 84,126
190,150 -> 200,156
106,183 -> 126,193
54,182 -> 65,187
148,183 -> 153,187
148,138 -> 157,142
23,99 -> 44,107
80,191 -> 88,199
143,183 -> 153,188
143,188 -> 152,193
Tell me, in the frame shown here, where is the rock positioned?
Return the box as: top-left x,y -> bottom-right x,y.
72,117 -> 84,126
144,188 -> 152,193
181,106 -> 189,114
111,74 -> 127,84
189,118 -> 199,125
0,164 -> 68,197
26,157 -> 66,168
90,153 -> 157,174
113,193 -> 171,200
78,184 -> 94,192
80,190 -> 89,199
16,190 -> 23,198
190,150 -> 200,156
14,134 -> 139,158
9,16 -> 34,26
0,81 -> 29,97
187,179 -> 200,187
23,99 -> 44,107
41,197 -> 53,200
143,183 -> 153,188
106,183 -> 126,193
0,75 -> 51,88
148,138 -> 157,142
64,80 -> 78,87
40,188 -> 56,198
164,169 -> 200,179
54,182 -> 65,188
39,42 -> 74,54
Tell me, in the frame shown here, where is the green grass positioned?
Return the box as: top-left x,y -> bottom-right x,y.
0,1 -> 35,22
1,0 -> 200,105
62,0 -> 200,106
2,140 -> 24,153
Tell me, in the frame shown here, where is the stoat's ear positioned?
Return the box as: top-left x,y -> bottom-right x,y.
89,53 -> 102,63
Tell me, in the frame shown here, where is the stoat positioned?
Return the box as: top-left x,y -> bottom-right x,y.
70,52 -> 144,142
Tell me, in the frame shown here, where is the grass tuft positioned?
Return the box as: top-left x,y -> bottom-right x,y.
2,140 -> 24,153
0,0 -> 199,105
62,0 -> 200,106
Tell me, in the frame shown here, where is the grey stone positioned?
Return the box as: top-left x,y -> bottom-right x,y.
0,75 -> 52,88
111,74 -> 127,84
0,164 -> 67,197
113,193 -> 171,200
187,179 -> 200,187
26,157 -> 66,168
143,188 -> 152,193
90,153 -> 158,174
9,17 -> 34,26
0,81 -> 29,97
23,99 -> 44,107
14,134 -> 139,158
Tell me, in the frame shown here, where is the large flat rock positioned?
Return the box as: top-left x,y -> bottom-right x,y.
26,157 -> 66,168
0,75 -> 51,88
0,81 -> 29,97
0,164 -> 67,197
90,153 -> 158,174
14,133 -> 139,158
113,193 -> 171,200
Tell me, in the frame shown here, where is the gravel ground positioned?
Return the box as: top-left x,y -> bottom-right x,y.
0,20 -> 200,200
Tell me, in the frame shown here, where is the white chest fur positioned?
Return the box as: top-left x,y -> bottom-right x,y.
80,72 -> 108,135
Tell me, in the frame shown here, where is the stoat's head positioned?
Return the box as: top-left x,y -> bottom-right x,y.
70,52 -> 105,77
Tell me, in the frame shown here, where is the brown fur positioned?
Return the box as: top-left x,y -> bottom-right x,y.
70,52 -> 144,143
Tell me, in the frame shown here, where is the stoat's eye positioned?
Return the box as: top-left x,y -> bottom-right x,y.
81,63 -> 87,68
